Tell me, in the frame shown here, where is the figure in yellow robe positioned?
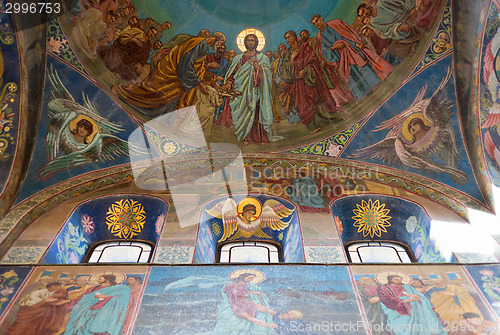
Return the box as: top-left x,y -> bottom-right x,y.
427,280 -> 483,326
113,34 -> 225,117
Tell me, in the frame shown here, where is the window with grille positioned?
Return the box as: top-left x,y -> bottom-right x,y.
87,241 -> 153,263
346,241 -> 414,263
218,241 -> 282,263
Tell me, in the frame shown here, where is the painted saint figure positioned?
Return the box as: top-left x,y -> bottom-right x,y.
113,32 -> 226,117
213,271 -> 278,334
280,30 -> 345,135
311,14 -> 392,101
63,273 -> 131,335
220,34 -> 279,145
7,282 -> 69,335
376,273 -> 446,335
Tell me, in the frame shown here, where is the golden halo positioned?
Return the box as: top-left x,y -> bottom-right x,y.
229,269 -> 265,284
236,28 -> 266,52
401,112 -> 431,142
237,197 -> 262,221
375,271 -> 413,285
69,115 -> 99,143
89,271 -> 126,286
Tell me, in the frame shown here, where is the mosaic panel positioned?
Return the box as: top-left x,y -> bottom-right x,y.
134,265 -> 362,334
0,266 -> 148,334
41,194 -> 168,264
353,264 -> 499,335
332,194 -> 454,263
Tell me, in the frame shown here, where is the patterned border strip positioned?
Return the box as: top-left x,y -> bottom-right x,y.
46,14 -> 86,73
284,122 -> 360,157
132,152 -> 475,214
413,3 -> 452,73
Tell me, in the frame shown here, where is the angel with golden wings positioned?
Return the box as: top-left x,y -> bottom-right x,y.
205,197 -> 295,242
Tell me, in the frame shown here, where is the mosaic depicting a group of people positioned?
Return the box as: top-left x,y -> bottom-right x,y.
72,0 -> 443,146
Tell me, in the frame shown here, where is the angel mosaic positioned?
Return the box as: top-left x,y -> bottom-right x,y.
37,65 -> 145,180
350,68 -> 469,184
482,8 -> 500,169
205,197 -> 295,242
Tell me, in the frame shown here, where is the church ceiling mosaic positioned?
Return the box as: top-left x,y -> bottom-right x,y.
0,0 -> 499,257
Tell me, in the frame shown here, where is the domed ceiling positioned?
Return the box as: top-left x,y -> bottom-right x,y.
0,0 -> 499,230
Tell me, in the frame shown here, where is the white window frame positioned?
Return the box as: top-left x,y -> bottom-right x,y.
218,241 -> 282,263
346,241 -> 414,263
86,241 -> 153,263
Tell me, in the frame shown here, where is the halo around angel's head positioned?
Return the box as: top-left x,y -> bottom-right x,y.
229,269 -> 265,284
89,271 -> 126,286
69,115 -> 99,143
402,112 -> 431,142
237,197 -> 262,221
375,271 -> 413,285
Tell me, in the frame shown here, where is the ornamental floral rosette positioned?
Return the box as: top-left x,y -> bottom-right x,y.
106,199 -> 146,238
80,214 -> 95,235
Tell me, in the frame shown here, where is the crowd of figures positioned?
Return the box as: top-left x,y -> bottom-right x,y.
69,0 -> 443,145
357,274 -> 499,335
3,272 -> 143,335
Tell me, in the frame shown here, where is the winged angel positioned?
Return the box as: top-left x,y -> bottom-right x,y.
350,67 -> 468,184
37,65 -> 146,180
482,0 -> 500,167
205,197 -> 295,242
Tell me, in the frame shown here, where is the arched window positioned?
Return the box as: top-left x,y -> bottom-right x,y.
346,241 -> 415,263
86,241 -> 154,263
217,241 -> 282,263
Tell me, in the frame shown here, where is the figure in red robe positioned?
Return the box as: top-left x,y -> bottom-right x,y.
280,30 -> 346,134
311,14 -> 393,101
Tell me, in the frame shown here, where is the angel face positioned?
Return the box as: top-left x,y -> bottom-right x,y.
407,118 -> 429,141
241,206 -> 257,223
77,123 -> 92,137
72,119 -> 94,144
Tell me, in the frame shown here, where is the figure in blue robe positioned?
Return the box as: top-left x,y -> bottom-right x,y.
318,25 -> 381,100
63,275 -> 131,335
221,34 -> 276,143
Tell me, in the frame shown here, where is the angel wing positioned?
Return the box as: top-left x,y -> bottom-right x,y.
482,27 -> 500,128
37,134 -> 102,181
395,138 -> 468,184
205,199 -> 239,242
422,67 -> 453,128
46,110 -> 77,161
259,199 -> 295,231
484,130 -> 500,164
349,83 -> 429,164
38,131 -> 145,180
47,63 -> 74,102
99,134 -> 136,162
47,64 -> 124,134
374,85 -> 427,137
348,137 -> 402,166
205,198 -> 237,219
